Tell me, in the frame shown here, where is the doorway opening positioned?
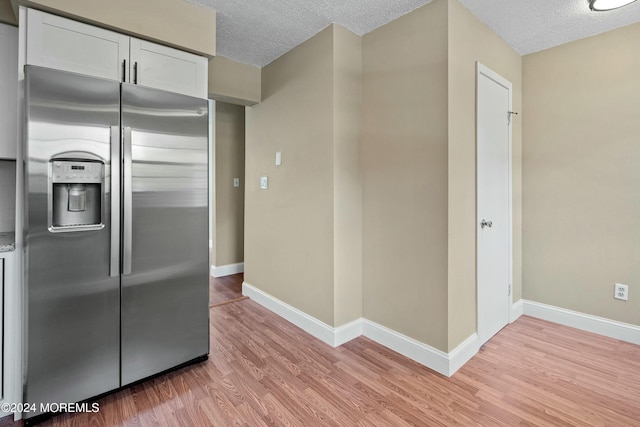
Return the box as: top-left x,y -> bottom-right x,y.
209,100 -> 246,306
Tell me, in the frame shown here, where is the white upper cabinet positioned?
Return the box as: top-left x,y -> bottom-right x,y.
0,23 -> 18,160
26,9 -> 129,82
25,8 -> 208,98
130,39 -> 207,98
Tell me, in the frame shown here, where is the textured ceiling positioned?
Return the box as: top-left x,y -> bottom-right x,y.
458,0 -> 640,56
185,0 -> 640,67
186,0 -> 432,67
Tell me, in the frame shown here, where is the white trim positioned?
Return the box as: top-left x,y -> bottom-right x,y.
523,300 -> 640,345
242,282 -> 479,375
334,318 -> 364,347
211,262 -> 244,278
448,333 -> 480,375
362,319 -> 449,376
511,299 -> 523,322
243,282 -> 339,347
363,320 -> 478,377
243,282 -> 362,347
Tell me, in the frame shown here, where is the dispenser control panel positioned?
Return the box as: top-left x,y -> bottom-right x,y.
52,160 -> 103,183
49,159 -> 105,232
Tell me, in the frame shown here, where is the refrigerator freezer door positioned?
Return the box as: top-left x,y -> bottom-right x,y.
24,66 -> 121,416
120,84 -> 209,385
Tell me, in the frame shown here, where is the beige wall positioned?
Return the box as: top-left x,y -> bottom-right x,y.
447,0 -> 522,350
245,26 -> 336,325
245,24 -> 363,327
0,0 -> 16,25
213,102 -> 245,267
333,25 -> 362,326
209,56 -> 261,106
523,24 -> 640,326
362,0 -> 449,351
245,0 -> 639,358
17,0 -> 215,56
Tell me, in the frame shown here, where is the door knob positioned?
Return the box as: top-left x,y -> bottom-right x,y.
480,219 -> 493,229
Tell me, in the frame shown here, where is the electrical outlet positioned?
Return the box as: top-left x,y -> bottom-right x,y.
614,283 -> 628,301
233,178 -> 240,188
260,176 -> 268,190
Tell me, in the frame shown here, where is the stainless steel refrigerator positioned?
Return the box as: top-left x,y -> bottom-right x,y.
23,65 -> 209,418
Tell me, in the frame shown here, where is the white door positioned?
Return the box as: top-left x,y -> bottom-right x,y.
477,62 -> 512,346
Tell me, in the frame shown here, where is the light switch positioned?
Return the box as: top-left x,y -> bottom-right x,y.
275,151 -> 282,166
260,176 -> 268,190
233,178 -> 240,188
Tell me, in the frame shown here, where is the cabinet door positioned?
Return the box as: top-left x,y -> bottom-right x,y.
130,38 -> 207,98
26,8 -> 129,82
0,23 -> 18,160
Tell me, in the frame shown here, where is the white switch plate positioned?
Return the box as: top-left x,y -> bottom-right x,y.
233,178 -> 240,188
260,176 -> 268,190
614,283 -> 628,301
276,151 -> 282,166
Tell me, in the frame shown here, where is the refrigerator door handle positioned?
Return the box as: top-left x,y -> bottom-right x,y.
110,125 -> 120,277
123,126 -> 133,276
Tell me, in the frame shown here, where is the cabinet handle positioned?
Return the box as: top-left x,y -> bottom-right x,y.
133,62 -> 138,85
122,59 -> 126,82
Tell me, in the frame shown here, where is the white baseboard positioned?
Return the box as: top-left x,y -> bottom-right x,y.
335,318 -> 364,346
511,299 -> 524,322
242,282 -> 361,347
242,282 -> 478,375
361,319 -> 448,376
363,320 -> 478,377
523,300 -> 640,345
211,262 -> 244,278
447,333 -> 480,375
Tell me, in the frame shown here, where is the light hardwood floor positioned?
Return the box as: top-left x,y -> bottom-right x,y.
209,273 -> 245,307
3,298 -> 640,426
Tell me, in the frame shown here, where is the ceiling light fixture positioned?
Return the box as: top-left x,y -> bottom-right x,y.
589,0 -> 637,11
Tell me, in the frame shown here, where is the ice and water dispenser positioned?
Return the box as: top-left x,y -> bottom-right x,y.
49,159 -> 104,232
